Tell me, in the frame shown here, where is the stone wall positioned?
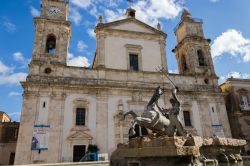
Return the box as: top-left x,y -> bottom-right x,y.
15,161 -> 109,166
0,143 -> 16,165
220,78 -> 250,154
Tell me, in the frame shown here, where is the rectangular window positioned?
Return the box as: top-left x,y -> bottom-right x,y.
183,111 -> 192,127
240,95 -> 249,110
129,54 -> 139,71
76,108 -> 85,126
240,95 -> 248,105
9,152 -> 15,165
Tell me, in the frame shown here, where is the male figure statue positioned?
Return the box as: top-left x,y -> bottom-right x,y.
166,87 -> 187,136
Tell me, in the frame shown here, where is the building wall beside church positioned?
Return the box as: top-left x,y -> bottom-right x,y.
220,78 -> 250,154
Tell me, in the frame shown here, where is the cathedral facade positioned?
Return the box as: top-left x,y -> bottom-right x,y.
15,0 -> 231,164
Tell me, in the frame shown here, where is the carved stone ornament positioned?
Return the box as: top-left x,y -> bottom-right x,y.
67,131 -> 93,141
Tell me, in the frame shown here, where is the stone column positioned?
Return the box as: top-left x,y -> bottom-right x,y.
96,90 -> 108,153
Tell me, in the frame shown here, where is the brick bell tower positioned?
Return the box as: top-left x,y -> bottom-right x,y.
173,9 -> 217,84
30,0 -> 71,73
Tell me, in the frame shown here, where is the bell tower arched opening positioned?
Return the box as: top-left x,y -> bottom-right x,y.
181,55 -> 188,73
197,50 -> 205,66
46,34 -> 56,54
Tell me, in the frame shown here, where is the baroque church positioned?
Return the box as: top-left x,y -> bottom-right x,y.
15,0 -> 232,164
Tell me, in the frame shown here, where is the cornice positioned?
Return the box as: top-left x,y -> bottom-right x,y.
34,17 -> 71,27
22,75 -> 221,94
172,36 -> 210,53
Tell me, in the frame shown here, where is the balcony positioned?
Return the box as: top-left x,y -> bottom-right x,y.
240,104 -> 250,111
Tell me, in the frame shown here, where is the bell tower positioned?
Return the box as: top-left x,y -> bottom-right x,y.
31,0 -> 71,67
173,9 -> 216,78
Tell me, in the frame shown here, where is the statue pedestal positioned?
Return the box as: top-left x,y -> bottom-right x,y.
110,136 -> 246,166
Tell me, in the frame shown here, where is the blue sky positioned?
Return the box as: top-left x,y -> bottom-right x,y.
0,0 -> 249,121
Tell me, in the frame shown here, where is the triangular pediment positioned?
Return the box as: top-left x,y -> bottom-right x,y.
237,88 -> 248,93
67,131 -> 93,141
102,18 -> 166,35
110,21 -> 154,33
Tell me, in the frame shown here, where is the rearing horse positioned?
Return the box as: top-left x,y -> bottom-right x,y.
121,86 -> 170,135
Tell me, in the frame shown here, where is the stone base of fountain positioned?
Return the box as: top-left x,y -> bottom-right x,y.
110,136 -> 246,166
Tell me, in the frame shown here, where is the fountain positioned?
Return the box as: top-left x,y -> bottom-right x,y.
110,73 -> 246,166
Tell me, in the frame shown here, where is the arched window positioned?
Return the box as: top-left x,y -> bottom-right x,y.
46,34 -> 56,54
181,55 -> 188,72
197,50 -> 205,66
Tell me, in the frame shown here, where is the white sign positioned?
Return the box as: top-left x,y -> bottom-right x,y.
31,125 -> 50,150
212,125 -> 225,137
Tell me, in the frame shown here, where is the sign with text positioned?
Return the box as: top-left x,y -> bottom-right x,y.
31,125 -> 50,150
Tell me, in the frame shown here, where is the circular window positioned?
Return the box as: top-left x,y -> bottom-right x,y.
44,68 -> 52,74
204,78 -> 209,84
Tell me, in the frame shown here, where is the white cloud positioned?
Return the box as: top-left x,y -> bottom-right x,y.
12,52 -> 30,68
68,56 -> 90,67
102,0 -> 183,26
0,60 -> 11,74
8,112 -> 21,122
71,0 -> 92,9
0,73 -> 27,85
87,28 -> 96,38
104,9 -> 125,22
68,52 -> 74,59
67,53 -> 90,67
8,92 -> 22,97
70,7 -> 82,25
105,0 -> 123,7
227,71 -> 250,79
13,52 -> 25,62
77,40 -> 88,52
89,6 -> 98,17
30,6 -> 40,17
211,29 -> 250,62
220,71 -> 250,82
69,0 -> 183,26
3,19 -> 16,33
0,61 -> 27,85
169,69 -> 179,74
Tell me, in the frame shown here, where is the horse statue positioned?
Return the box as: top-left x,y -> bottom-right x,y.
121,86 -> 187,137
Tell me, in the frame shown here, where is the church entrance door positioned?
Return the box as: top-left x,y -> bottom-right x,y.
73,145 -> 86,162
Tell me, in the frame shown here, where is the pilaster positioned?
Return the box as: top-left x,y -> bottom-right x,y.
159,38 -> 167,70
96,90 -> 108,152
